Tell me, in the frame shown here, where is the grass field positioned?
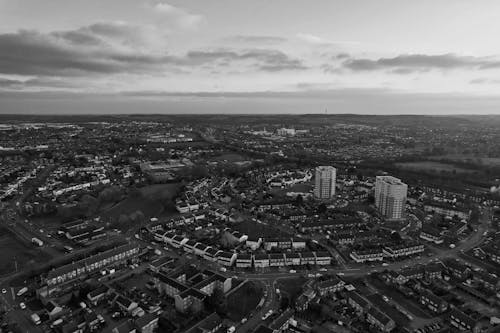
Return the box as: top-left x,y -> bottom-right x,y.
276,276 -> 308,302
100,183 -> 180,222
429,154 -> 500,167
0,227 -> 52,276
210,153 -> 249,163
226,281 -> 264,321
395,161 -> 475,173
233,220 -> 291,239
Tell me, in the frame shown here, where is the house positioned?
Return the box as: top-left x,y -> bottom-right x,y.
45,300 -> 63,319
291,238 -> 306,250
383,243 -> 425,258
285,253 -> 301,266
473,271 -> 499,291
183,240 -> 199,253
347,291 -> 369,313
269,309 -> 294,333
314,252 -> 332,266
445,260 -> 470,280
420,289 -> 448,313
269,253 -> 286,267
217,252 -> 237,267
366,308 -> 395,332
449,308 -> 479,332
246,237 -> 262,250
420,227 -> 443,244
134,313 -> 159,333
116,295 -> 138,314
300,252 -> 316,265
184,312 -> 222,333
254,253 -> 270,268
316,277 -> 345,296
87,285 -> 109,306
350,248 -> 384,263
193,243 -> 210,256
236,254 -> 253,268
424,263 -> 444,280
203,248 -> 221,262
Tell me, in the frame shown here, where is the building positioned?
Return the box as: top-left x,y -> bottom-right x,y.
449,308 -> 479,332
420,290 -> 448,313
175,288 -> 206,313
366,308 -> 396,332
350,248 -> 384,263
316,277 -> 345,296
254,254 -> 270,268
420,227 -> 443,244
217,252 -> 237,267
375,176 -> 407,220
269,253 -> 286,267
41,244 -> 140,296
236,254 -> 253,268
314,166 -> 336,199
383,243 -> 425,258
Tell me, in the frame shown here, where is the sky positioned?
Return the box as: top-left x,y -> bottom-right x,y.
1,0 -> 500,114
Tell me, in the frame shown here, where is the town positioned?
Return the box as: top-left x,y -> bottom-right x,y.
0,114 -> 499,333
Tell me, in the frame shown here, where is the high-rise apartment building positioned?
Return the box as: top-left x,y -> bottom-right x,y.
375,175 -> 408,220
314,166 -> 336,199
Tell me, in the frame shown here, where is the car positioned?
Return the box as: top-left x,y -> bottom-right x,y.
1,289 -> 6,294
382,263 -> 389,267
19,302 -> 26,309
319,268 -> 328,272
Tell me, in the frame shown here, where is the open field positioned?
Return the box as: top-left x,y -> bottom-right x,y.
233,220 -> 291,239
226,281 -> 264,321
395,161 -> 475,173
276,276 -> 308,302
210,152 -> 250,163
429,154 -> 500,167
100,183 -> 180,222
0,227 -> 52,276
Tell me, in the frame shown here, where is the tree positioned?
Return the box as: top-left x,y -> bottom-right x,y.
205,288 -> 227,315
294,194 -> 304,206
317,203 -> 327,214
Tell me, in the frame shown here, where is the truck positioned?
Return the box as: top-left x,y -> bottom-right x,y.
32,237 -> 43,247
17,287 -> 28,296
31,313 -> 41,325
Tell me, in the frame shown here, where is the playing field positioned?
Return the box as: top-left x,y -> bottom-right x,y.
395,161 -> 475,173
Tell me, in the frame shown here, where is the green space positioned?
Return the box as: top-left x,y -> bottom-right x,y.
226,281 -> 264,321
276,276 -> 308,303
233,220 -> 291,239
0,227 -> 52,276
429,154 -> 500,167
100,183 -> 181,230
395,161 -> 475,174
210,153 -> 249,163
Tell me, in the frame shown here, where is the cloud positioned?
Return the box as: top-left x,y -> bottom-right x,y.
222,35 -> 287,45
0,29 -> 173,77
470,78 -> 500,85
152,1 -> 203,29
342,53 -> 500,73
0,26 -> 307,88
182,49 -> 308,71
296,33 -> 360,46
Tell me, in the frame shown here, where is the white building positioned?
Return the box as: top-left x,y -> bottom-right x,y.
314,166 -> 336,199
375,176 -> 408,220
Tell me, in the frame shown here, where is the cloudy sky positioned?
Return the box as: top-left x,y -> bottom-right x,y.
1,0 -> 500,114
